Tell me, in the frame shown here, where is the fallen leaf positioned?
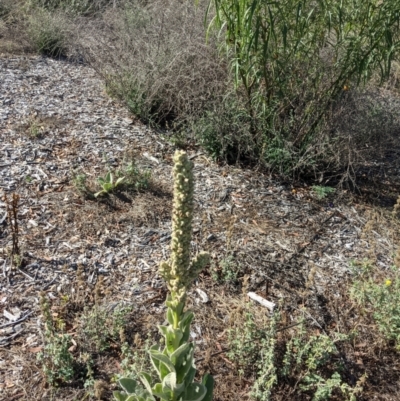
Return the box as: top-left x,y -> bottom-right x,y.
29,346 -> 43,353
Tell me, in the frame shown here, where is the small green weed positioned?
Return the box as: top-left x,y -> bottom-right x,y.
350,261 -> 400,349
0,0 -> 13,18
72,172 -> 89,194
25,175 -> 33,183
227,306 -> 278,398
227,309 -> 264,375
78,304 -> 133,353
28,120 -> 41,138
118,161 -> 151,192
38,292 -> 75,386
212,255 -> 240,285
281,319 -> 359,401
311,185 -> 335,200
116,334 -> 155,384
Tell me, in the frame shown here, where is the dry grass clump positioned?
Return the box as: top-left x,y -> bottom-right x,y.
80,0 -> 228,131
25,8 -> 71,57
28,0 -> 114,16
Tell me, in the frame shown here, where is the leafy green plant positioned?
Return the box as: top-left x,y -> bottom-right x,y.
94,171 -> 125,197
281,320 -> 359,401
192,92 -> 257,164
227,310 -> 267,374
212,255 -> 240,285
350,261 -> 400,349
114,151 -> 214,401
227,307 -> 278,399
119,161 -> 151,192
38,292 -> 75,385
118,334 -> 155,384
228,307 -> 361,401
311,185 -> 335,200
0,0 -> 14,19
79,304 -> 133,353
250,312 -> 280,401
204,0 -> 400,171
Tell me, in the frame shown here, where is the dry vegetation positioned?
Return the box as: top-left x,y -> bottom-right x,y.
2,0 -> 400,400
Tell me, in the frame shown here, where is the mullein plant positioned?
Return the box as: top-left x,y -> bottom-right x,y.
114,151 -> 214,401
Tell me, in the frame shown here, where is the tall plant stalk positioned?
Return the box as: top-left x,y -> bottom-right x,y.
114,151 -> 214,401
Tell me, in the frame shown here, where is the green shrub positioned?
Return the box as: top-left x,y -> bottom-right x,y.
79,304 -> 133,352
227,306 -> 362,401
193,91 -> 258,164
350,261 -> 400,349
205,0 -> 400,173
118,160 -> 151,192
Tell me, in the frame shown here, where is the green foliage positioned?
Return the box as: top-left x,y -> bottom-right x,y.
114,151 -> 213,401
27,9 -> 68,57
118,335 -> 155,383
227,308 -> 278,399
311,185 -> 335,199
38,288 -> 133,388
72,161 -> 151,199
228,311 -> 262,372
227,308 -> 361,401
193,92 -> 257,163
212,255 -> 240,285
79,305 -> 132,352
250,312 -> 280,401
97,0 -> 226,135
72,172 -> 89,194
28,120 -> 41,138
280,320 -> 359,401
205,0 -> 400,171
37,293 -> 75,385
0,0 -> 14,19
118,161 -> 151,192
350,262 -> 400,349
94,171 -> 125,197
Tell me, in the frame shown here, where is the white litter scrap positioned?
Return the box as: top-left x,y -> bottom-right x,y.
195,288 -> 209,303
247,292 -> 275,311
